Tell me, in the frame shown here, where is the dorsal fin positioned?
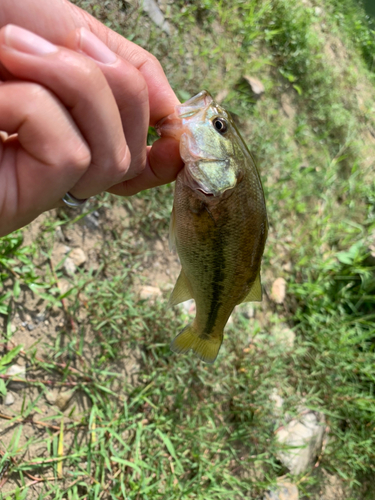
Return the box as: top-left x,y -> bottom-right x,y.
239,272 -> 262,303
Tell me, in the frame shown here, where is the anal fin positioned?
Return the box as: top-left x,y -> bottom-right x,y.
168,269 -> 193,307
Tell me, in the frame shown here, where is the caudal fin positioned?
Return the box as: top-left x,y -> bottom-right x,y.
170,324 -> 223,364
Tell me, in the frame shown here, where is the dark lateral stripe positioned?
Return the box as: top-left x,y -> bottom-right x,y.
202,223 -> 225,336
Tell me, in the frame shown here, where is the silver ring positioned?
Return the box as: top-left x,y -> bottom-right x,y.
62,192 -> 88,208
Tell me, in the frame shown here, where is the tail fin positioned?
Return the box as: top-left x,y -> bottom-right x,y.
170,324 -> 223,364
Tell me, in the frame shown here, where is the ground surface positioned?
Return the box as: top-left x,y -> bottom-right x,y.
0,0 -> 375,499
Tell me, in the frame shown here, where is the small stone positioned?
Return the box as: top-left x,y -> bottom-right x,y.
64,257 -> 76,276
6,364 -> 26,389
271,278 -> 287,304
35,313 -> 46,324
264,481 -> 299,500
6,364 -> 26,378
45,390 -> 59,405
139,286 -> 162,301
4,392 -> 15,406
83,213 -> 100,230
140,0 -> 171,34
58,279 -> 71,295
55,226 -> 65,242
55,390 -> 74,411
238,303 -> 255,319
27,323 -> 35,331
276,410 -> 326,474
243,75 -> 265,95
69,248 -> 87,267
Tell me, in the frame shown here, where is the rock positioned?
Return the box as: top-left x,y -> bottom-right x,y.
45,389 -> 59,405
243,75 -> 265,96
138,286 -> 162,301
238,303 -> 255,319
55,390 -> 74,411
4,392 -> 15,406
83,213 -> 100,230
54,226 -> 65,242
276,410 -> 326,474
6,364 -> 26,389
58,279 -> 71,295
139,0 -> 171,34
264,481 -> 299,500
272,325 -> 295,350
6,364 -> 26,378
63,257 -> 76,276
35,313 -> 46,324
269,388 -> 284,416
69,248 -> 87,267
271,278 -> 287,304
27,323 -> 35,331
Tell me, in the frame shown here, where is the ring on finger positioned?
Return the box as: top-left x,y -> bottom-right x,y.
62,192 -> 88,208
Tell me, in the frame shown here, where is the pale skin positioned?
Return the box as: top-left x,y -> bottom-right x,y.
0,0 -> 183,237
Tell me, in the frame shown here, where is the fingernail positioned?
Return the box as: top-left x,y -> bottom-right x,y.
3,24 -> 58,55
78,28 -> 117,65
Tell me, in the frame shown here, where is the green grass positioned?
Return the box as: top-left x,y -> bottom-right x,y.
1,0 -> 375,498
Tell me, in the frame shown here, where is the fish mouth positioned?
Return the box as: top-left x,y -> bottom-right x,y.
155,91 -> 214,140
175,90 -> 213,119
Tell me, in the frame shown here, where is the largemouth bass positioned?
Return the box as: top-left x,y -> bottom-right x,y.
157,90 -> 267,364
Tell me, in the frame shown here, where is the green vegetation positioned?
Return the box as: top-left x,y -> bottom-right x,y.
1,0 -> 375,498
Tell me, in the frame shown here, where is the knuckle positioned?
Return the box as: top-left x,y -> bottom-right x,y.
63,142 -> 91,174
113,145 -> 131,181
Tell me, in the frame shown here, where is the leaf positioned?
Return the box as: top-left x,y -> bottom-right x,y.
0,345 -> 23,370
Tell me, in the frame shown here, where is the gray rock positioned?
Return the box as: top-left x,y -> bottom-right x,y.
264,481 -> 299,500
6,364 -> 26,378
4,392 -> 15,406
64,257 -> 76,276
276,410 -> 326,474
139,0 -> 171,34
27,323 -> 35,331
6,364 -> 26,389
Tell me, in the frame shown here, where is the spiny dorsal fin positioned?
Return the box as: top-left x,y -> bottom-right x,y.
240,272 -> 262,303
168,269 -> 193,307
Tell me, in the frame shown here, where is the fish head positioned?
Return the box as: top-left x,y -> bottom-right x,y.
157,90 -> 246,197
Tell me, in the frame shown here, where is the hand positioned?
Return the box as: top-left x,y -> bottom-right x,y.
0,2 -> 183,236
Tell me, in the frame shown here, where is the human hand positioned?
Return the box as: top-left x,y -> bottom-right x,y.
0,2 -> 183,236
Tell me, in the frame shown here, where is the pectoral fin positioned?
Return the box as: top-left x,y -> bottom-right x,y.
168,269 -> 193,307
240,272 -> 262,303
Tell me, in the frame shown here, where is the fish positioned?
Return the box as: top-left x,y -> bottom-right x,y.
156,90 -> 268,364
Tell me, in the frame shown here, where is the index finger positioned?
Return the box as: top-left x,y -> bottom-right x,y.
0,0 -> 180,123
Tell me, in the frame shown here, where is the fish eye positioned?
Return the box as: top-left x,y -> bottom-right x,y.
212,117 -> 228,134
